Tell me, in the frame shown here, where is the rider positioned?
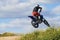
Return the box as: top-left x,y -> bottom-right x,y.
32,4 -> 42,20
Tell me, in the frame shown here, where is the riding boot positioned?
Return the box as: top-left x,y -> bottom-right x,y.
40,15 -> 43,21
38,16 -> 40,20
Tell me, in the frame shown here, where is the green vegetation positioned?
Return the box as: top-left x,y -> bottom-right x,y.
0,32 -> 16,37
1,28 -> 60,40
20,28 -> 60,40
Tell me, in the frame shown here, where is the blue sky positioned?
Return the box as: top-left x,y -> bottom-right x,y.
0,0 -> 60,34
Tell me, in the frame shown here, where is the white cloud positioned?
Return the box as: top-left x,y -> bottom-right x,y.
49,5 -> 60,27
52,5 -> 60,14
30,0 -> 50,4
0,18 -> 36,33
0,0 -> 33,18
46,16 -> 60,27
0,0 -> 59,18
29,0 -> 60,4
0,2 -> 30,11
0,18 -> 30,28
0,0 -> 59,11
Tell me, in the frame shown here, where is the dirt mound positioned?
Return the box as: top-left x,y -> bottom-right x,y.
0,36 -> 21,40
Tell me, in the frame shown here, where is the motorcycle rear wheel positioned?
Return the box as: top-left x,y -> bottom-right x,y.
31,20 -> 39,28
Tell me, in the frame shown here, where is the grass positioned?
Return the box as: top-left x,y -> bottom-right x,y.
20,27 -> 60,40
1,27 -> 60,40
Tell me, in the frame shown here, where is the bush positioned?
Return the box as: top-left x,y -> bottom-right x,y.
0,32 -> 16,37
20,28 -> 60,40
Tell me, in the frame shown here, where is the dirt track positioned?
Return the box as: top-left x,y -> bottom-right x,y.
0,36 -> 21,40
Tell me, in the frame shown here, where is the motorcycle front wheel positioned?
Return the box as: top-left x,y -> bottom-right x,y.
43,18 -> 50,27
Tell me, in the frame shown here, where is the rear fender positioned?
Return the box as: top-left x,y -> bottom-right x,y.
28,16 -> 36,21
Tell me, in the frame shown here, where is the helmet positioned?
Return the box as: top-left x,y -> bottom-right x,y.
36,4 -> 39,7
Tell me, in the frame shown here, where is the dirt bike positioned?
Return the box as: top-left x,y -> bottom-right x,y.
28,15 -> 50,28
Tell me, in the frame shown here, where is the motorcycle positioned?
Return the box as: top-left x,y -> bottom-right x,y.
28,15 -> 50,28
